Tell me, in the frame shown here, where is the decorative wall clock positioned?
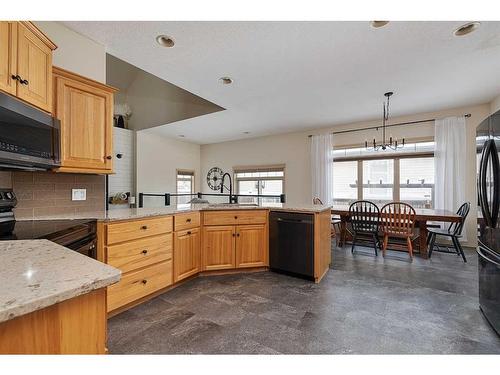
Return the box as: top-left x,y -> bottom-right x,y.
206,167 -> 224,191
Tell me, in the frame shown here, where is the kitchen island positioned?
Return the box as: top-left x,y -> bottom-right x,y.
93,203 -> 332,316
0,240 -> 120,354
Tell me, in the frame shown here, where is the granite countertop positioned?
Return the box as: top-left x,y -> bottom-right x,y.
0,240 -> 121,323
17,203 -> 332,222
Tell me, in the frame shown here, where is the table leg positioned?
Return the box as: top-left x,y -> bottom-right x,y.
419,221 -> 429,259
340,218 -> 347,247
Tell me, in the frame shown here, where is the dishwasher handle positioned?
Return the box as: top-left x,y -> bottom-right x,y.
275,217 -> 313,224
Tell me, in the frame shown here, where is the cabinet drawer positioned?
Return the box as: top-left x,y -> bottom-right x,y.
107,233 -> 172,274
106,216 -> 173,245
174,212 -> 200,231
203,210 -> 268,226
107,260 -> 172,312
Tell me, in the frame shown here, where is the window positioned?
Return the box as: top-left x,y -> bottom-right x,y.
400,157 -> 434,208
176,170 -> 194,204
332,140 -> 435,208
234,166 -> 284,205
332,161 -> 358,205
363,159 -> 394,204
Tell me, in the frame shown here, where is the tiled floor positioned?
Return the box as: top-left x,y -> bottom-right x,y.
108,245 -> 500,354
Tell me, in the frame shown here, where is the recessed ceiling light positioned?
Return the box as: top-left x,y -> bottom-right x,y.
454,22 -> 480,37
156,35 -> 175,47
370,21 -> 389,28
219,77 -> 233,85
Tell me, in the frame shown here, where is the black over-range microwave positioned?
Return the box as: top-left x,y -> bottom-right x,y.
0,92 -> 60,171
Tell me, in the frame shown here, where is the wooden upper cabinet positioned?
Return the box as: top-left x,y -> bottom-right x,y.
16,22 -> 55,112
202,225 -> 235,271
53,67 -> 117,174
235,224 -> 268,268
174,228 -> 201,282
0,22 -> 17,96
0,21 -> 56,112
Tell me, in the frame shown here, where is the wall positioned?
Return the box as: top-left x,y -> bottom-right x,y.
11,172 -> 105,220
201,103 -> 491,247
490,94 -> 500,114
136,131 -> 201,207
108,128 -> 136,210
34,22 -> 106,83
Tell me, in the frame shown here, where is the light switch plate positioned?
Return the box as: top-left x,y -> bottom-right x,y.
71,188 -> 87,201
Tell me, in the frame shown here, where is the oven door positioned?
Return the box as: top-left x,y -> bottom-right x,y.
65,234 -> 98,259
0,93 -> 60,170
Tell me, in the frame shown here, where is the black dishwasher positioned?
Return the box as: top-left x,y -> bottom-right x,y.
269,211 -> 314,280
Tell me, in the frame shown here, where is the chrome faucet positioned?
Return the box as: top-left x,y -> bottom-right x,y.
221,172 -> 237,203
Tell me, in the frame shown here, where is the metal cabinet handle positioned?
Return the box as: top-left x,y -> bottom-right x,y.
232,233 -> 236,237
142,249 -> 148,254
187,231 -> 192,235
234,216 -> 238,219
141,225 -> 148,230
11,74 -> 20,81
106,155 -> 112,160
141,279 -> 148,284
236,233 -> 240,237
20,79 -> 29,85
186,218 -> 191,222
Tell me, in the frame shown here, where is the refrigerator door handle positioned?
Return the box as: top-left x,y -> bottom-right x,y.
477,246 -> 500,267
490,141 -> 500,227
479,140 -> 499,228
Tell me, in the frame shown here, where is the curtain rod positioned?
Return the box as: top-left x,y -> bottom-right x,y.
307,113 -> 471,137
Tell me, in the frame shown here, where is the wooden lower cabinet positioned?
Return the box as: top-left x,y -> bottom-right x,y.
107,233 -> 172,274
107,260 -> 172,312
202,225 -> 235,271
235,224 -> 268,268
174,228 -> 200,282
202,222 -> 268,271
0,289 -> 106,354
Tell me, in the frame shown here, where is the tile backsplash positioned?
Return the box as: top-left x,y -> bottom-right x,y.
3,171 -> 106,220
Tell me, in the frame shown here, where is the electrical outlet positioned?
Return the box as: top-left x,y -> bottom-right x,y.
71,189 -> 87,201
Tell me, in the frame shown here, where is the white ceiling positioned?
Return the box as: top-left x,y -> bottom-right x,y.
64,21 -> 500,144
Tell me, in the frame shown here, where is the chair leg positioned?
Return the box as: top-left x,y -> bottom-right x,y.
407,237 -> 413,259
382,234 -> 388,257
452,236 -> 467,263
372,233 -> 378,256
351,232 -> 357,254
428,233 -> 437,258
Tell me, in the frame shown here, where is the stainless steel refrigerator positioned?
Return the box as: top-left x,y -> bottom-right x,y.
476,109 -> 500,335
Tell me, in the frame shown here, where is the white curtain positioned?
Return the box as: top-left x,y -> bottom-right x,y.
311,133 -> 334,205
434,116 -> 467,240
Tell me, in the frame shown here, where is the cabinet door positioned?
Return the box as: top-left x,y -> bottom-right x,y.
55,76 -> 113,172
16,23 -> 52,112
174,228 -> 201,282
235,224 -> 267,268
0,22 -> 17,96
202,225 -> 235,271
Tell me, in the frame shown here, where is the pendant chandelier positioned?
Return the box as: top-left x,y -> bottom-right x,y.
365,91 -> 405,151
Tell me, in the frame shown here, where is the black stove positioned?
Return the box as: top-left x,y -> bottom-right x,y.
0,188 -> 98,258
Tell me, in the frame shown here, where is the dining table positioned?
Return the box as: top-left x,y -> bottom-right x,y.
331,205 -> 462,258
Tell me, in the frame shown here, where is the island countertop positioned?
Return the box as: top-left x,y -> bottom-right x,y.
0,240 -> 121,323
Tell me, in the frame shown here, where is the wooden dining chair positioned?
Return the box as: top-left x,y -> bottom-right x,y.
380,202 -> 417,259
313,197 -> 341,245
348,200 -> 381,255
427,202 -> 470,262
